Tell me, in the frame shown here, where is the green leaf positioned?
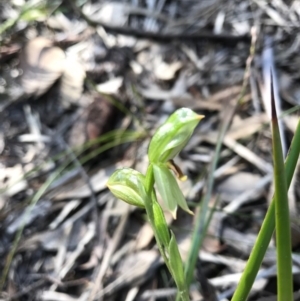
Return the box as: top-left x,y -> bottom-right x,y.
152,200 -> 170,247
271,75 -> 293,301
168,232 -> 186,290
153,163 -> 193,218
231,79 -> 300,301
107,168 -> 146,208
148,108 -> 204,164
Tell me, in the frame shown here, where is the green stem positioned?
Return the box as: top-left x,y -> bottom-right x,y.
231,119 -> 300,301
178,288 -> 190,301
145,165 -> 190,301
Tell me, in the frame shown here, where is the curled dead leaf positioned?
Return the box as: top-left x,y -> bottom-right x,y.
20,37 -> 65,97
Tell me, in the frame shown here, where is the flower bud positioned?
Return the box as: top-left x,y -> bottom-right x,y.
107,168 -> 146,208
148,108 -> 204,164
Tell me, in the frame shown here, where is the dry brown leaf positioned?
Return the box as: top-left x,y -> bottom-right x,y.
99,250 -> 162,298
68,95 -> 116,148
202,235 -> 226,254
153,58 -> 182,81
0,164 -> 27,197
59,223 -> 95,280
290,223 -> 300,248
135,210 -> 172,250
60,57 -> 86,107
52,163 -> 118,200
86,2 -> 129,27
0,43 -> 21,63
228,114 -> 269,140
18,227 -> 65,251
41,291 -> 78,301
20,37 -> 65,97
79,247 -> 100,270
7,201 -> 51,234
284,115 -> 299,133
134,223 -> 154,250
216,172 -> 262,202
96,77 -> 123,94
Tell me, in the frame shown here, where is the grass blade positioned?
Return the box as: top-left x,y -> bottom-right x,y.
182,103 -> 236,292
231,82 -> 299,301
271,76 -> 293,301
180,30 -> 258,299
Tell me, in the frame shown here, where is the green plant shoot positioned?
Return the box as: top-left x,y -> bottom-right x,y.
107,108 -> 204,301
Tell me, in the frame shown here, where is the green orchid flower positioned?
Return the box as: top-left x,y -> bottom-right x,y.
148,108 -> 203,218
148,108 -> 204,164
107,168 -> 146,208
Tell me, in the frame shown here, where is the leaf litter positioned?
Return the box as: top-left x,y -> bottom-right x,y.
0,1 -> 300,300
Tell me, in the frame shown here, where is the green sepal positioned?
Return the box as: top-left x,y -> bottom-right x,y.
148,108 -> 204,164
153,163 -> 193,219
107,168 -> 146,208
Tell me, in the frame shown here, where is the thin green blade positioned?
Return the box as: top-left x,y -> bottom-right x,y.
271,74 -> 293,301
